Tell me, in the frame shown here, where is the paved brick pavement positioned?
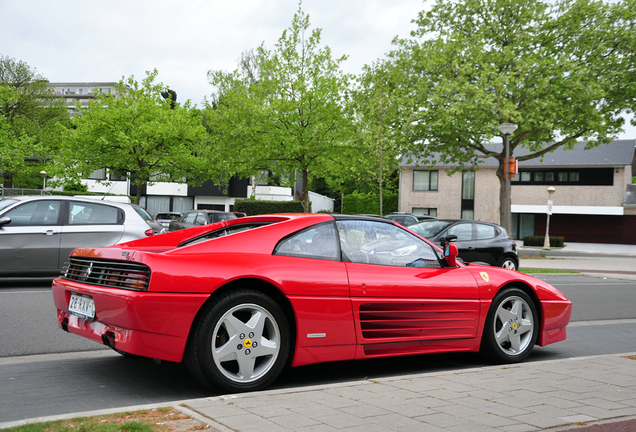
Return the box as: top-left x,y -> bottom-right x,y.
4,352 -> 634,431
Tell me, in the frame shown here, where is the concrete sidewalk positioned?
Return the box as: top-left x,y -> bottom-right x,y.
3,352 -> 635,431
519,242 -> 636,280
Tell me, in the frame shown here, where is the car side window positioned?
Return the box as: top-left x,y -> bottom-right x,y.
4,201 -> 61,226
194,213 -> 208,225
476,224 -> 497,240
69,202 -> 118,225
274,222 -> 339,260
448,223 -> 473,241
185,212 -> 197,224
337,220 -> 440,267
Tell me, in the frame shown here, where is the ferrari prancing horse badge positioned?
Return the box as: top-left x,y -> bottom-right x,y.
480,272 -> 489,282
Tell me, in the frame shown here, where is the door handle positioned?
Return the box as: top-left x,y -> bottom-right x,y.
43,230 -> 59,236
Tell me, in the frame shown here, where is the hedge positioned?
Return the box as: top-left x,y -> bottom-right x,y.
234,199 -> 304,215
522,235 -> 565,248
342,191 -> 398,215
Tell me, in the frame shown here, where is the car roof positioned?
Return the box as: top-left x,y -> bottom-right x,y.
0,195 -> 133,209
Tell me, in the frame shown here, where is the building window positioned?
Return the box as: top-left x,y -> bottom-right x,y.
109,170 -> 127,181
461,171 -> 475,219
88,168 -> 106,180
514,168 -> 609,185
413,207 -> 437,217
99,88 -> 111,94
413,170 -> 438,191
66,88 -> 77,95
55,88 -> 64,95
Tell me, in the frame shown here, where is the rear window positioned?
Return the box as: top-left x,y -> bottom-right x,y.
133,206 -> 154,222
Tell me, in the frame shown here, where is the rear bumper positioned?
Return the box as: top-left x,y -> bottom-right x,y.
52,278 -> 210,362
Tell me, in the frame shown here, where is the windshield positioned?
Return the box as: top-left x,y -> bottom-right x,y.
409,220 -> 454,238
0,198 -> 18,213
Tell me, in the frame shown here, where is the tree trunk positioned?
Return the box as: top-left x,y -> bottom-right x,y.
302,169 -> 310,212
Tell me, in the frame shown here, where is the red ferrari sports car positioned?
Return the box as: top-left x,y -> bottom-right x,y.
52,214 -> 572,393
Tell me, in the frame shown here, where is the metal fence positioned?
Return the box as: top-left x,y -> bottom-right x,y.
1,188 -> 52,196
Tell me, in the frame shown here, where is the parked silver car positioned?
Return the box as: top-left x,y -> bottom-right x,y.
0,195 -> 158,276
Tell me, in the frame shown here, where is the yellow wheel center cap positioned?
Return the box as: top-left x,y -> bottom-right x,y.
243,338 -> 252,348
512,323 -> 518,330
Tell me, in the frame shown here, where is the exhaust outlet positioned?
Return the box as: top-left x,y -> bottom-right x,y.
61,318 -> 69,332
101,332 -> 116,348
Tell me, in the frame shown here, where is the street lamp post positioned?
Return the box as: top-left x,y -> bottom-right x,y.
39,170 -> 47,195
498,123 -> 518,236
544,186 -> 556,249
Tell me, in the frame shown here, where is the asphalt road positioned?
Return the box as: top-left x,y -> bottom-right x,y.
0,274 -> 635,424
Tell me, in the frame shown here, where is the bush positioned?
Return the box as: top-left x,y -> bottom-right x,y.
522,235 -> 564,248
342,191 -> 398,215
234,199 -> 304,215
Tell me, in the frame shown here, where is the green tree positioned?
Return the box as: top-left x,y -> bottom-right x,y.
205,5 -> 353,212
63,70 -> 208,204
387,0 -> 636,225
0,55 -> 68,188
339,62 -> 403,215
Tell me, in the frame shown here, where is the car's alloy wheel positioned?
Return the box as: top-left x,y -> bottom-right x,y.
186,289 -> 290,393
499,257 -> 518,271
482,288 -> 537,363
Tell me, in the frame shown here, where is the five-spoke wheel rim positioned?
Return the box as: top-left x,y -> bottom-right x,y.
493,295 -> 534,356
211,303 -> 281,384
501,259 -> 517,270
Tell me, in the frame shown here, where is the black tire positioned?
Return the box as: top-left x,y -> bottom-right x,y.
481,288 -> 538,363
185,288 -> 290,393
499,256 -> 518,271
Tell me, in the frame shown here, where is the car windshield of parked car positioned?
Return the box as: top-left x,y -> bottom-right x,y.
274,222 -> 340,260
0,198 -> 18,212
337,220 -> 441,268
409,220 -> 454,238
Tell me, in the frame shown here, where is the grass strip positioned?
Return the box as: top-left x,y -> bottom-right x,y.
1,407 -> 208,432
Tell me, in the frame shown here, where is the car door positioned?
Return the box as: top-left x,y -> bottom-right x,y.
59,200 -> 125,268
444,222 -> 480,263
337,220 -> 480,355
0,199 -> 63,274
472,223 -> 504,266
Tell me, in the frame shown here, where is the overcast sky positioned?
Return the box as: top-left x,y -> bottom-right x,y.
1,0 -> 633,139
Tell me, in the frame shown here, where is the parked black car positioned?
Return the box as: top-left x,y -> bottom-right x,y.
384,212 -> 436,226
408,219 -> 519,270
164,209 -> 238,232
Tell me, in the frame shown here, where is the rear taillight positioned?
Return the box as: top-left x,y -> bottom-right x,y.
144,229 -> 155,236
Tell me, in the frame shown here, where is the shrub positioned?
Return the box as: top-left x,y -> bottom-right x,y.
522,235 -> 564,248
342,191 -> 398,215
234,199 -> 304,215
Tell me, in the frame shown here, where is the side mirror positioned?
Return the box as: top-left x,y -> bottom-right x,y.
440,234 -> 457,247
0,216 -> 10,227
444,242 -> 459,267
